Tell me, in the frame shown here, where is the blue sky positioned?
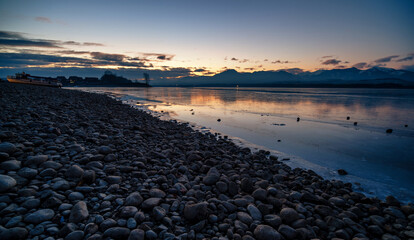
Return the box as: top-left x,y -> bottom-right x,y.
0,0 -> 413,80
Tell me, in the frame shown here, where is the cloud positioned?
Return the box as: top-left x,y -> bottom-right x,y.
35,17 -> 52,23
271,60 -> 290,64
90,52 -> 125,61
157,55 -> 173,60
194,68 -> 206,72
374,55 -> 399,63
396,56 -> 413,62
240,59 -> 249,63
83,42 -> 104,46
57,50 -> 90,55
0,31 -> 104,48
244,67 -> 255,71
321,55 -> 333,58
352,62 -> 367,69
0,31 -> 24,39
0,39 -> 59,48
334,65 -> 347,69
322,58 -> 341,65
0,52 -> 148,68
142,53 -> 174,61
231,57 -> 238,61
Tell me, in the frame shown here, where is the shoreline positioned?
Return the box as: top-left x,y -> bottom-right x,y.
90,87 -> 414,203
1,82 -> 413,240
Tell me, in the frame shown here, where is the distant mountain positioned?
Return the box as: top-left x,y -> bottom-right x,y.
154,67 -> 414,87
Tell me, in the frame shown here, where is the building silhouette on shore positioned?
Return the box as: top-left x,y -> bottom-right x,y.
59,71 -> 150,87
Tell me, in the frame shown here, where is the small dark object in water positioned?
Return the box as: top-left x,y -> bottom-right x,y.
224,135 -> 228,139
217,119 -> 221,122
405,124 -> 408,127
277,140 -> 281,142
353,122 -> 357,126
297,117 -> 300,122
347,116 -> 350,120
386,129 -> 393,133
190,109 -> 193,111
338,169 -> 348,175
191,112 -> 194,115
282,158 -> 290,161
161,110 -> 164,113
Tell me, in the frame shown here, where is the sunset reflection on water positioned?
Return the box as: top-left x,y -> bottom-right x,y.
77,87 -> 414,201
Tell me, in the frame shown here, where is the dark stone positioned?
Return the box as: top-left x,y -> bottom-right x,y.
254,225 -> 281,240
278,225 -> 297,240
65,165 -> 84,180
120,206 -> 138,218
0,142 -> 16,154
279,208 -> 300,224
0,227 -> 28,240
103,227 -> 130,239
0,174 -> 16,192
203,167 -> 220,185
184,202 -> 209,222
240,177 -> 254,193
141,197 -> 161,209
24,209 -> 55,224
338,169 -> 348,175
125,192 -> 143,206
65,230 -> 84,240
69,201 -> 89,223
252,188 -> 267,201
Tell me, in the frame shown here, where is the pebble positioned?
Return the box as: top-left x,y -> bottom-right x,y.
0,227 -> 28,240
65,230 -> 84,240
0,174 -> 16,192
0,160 -> 21,170
24,209 -> 55,224
0,142 -> 16,154
125,192 -> 143,206
69,201 -> 89,223
254,224 -> 281,240
17,167 -> 38,178
141,197 -> 161,209
103,227 -> 131,239
247,204 -> 262,220
279,208 -> 300,224
184,202 -> 209,222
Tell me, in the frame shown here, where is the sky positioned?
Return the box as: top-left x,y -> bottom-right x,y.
0,0 -> 413,81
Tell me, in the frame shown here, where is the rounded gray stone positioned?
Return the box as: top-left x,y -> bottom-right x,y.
0,174 -> 16,192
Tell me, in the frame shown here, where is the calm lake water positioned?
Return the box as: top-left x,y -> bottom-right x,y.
75,87 -> 414,202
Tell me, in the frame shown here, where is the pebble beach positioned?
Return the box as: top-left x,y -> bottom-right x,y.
0,82 -> 413,240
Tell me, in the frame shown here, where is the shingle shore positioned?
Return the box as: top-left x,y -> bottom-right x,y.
0,82 -> 413,240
